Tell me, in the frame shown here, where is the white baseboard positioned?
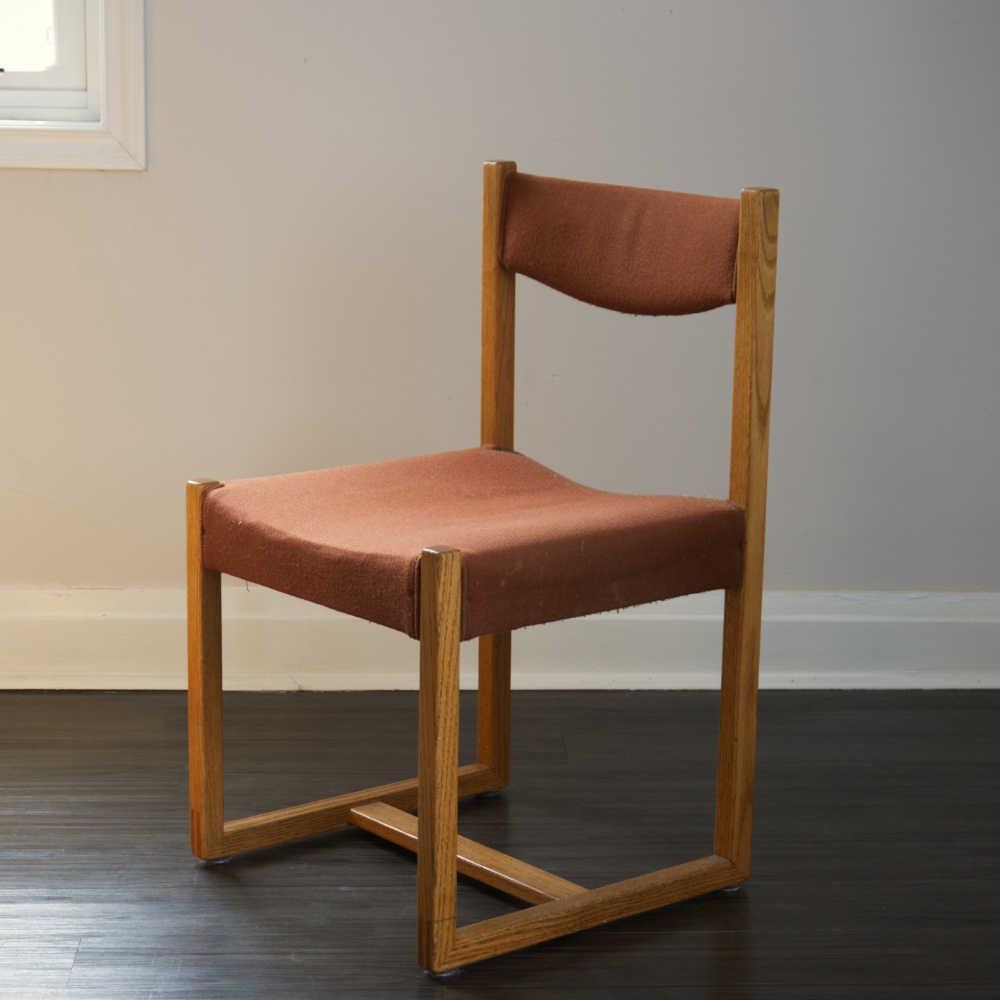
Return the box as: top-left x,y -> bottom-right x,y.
0,587 -> 997,690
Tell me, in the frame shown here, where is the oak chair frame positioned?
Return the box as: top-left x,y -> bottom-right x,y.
187,160 -> 779,972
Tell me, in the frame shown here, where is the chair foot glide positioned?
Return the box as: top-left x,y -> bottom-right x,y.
424,967 -> 462,980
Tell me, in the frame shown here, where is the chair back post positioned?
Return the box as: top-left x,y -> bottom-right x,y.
716,187 -> 779,872
477,161 -> 517,788
481,160 -> 517,450
729,187 -> 779,528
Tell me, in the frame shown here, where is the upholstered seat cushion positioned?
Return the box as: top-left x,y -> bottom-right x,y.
201,447 -> 744,641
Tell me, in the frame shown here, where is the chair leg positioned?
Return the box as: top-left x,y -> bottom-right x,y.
714,582 -> 763,876
417,546 -> 463,972
716,185 -> 775,877
186,479 -> 226,860
477,631 -> 511,786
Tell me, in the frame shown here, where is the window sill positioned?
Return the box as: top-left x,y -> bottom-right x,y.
0,118 -> 143,170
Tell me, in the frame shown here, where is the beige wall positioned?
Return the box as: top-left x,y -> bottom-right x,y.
2,0 -> 999,597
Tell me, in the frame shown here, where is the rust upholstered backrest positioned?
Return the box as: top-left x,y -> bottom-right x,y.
500,172 -> 741,316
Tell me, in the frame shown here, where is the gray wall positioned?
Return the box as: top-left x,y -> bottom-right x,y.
2,0 -> 998,595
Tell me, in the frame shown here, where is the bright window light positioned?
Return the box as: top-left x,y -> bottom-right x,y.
0,0 -> 57,74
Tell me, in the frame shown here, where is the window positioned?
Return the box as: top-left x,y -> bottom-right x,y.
0,0 -> 91,121
0,0 -> 145,170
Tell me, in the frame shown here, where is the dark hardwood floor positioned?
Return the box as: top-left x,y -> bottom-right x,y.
1,689 -> 997,998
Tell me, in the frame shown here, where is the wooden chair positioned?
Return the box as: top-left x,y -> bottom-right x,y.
187,161 -> 779,973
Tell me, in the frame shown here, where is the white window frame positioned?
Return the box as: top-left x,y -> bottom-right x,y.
0,0 -> 145,170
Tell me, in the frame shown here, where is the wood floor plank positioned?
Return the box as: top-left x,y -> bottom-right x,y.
0,690 -> 997,997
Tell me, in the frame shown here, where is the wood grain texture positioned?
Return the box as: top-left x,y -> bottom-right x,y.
449,855 -> 741,969
218,763 -> 498,856
715,188 -> 779,873
348,801 -> 588,905
417,546 -> 463,971
478,162 -> 516,784
186,479 -> 223,860
481,160 -> 517,450
477,631 -> 511,784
